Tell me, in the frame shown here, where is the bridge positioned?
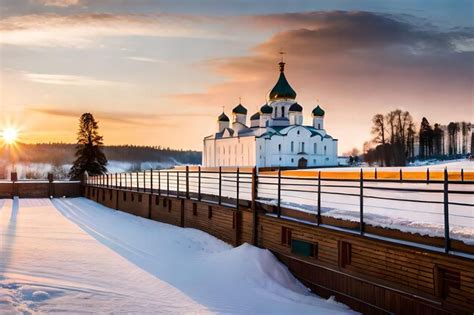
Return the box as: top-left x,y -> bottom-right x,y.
83,166 -> 474,315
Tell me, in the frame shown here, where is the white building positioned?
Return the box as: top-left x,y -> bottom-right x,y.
203,60 -> 338,168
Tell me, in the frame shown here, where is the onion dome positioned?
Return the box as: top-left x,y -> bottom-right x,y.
218,112 -> 230,122
269,61 -> 297,101
260,104 -> 273,114
312,105 -> 325,117
289,102 -> 303,112
232,104 -> 247,115
250,112 -> 260,120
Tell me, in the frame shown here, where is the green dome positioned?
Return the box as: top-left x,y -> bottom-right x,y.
250,112 -> 260,120
260,104 -> 273,114
232,104 -> 247,114
218,112 -> 230,122
269,62 -> 297,101
312,105 -> 325,117
289,103 -> 303,112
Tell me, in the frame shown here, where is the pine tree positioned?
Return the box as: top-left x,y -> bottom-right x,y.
68,113 -> 107,180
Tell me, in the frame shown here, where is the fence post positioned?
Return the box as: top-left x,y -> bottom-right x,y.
236,167 -> 240,210
251,167 -> 258,246
198,166 -> 202,201
277,168 -> 281,218
167,171 -> 170,197
360,168 -> 364,235
186,166 -> 190,199
461,168 -> 464,182
129,173 -> 132,190
218,166 -> 222,205
374,167 -> 377,180
135,172 -> 138,192
443,168 -> 450,253
317,170 -> 321,225
177,170 -> 180,198
399,168 -> 403,182
150,169 -> 153,193
427,168 -> 430,184
158,170 -> 161,196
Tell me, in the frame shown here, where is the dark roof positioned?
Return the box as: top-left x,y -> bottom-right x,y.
232,104 -> 247,114
312,105 -> 325,116
250,112 -> 260,120
289,103 -> 303,112
269,62 -> 297,100
260,104 -> 273,114
218,112 -> 230,122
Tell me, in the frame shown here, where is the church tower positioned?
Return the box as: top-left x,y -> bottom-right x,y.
312,105 -> 325,130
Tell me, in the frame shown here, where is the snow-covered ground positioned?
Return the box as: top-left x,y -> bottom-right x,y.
0,197 -> 355,314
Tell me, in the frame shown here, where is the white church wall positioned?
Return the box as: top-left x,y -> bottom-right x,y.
204,136 -> 256,167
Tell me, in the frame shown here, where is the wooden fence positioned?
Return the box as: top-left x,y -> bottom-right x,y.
87,167 -> 474,256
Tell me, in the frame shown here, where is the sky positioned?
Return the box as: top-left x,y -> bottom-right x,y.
0,0 -> 473,153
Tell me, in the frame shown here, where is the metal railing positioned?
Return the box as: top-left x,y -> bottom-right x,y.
87,166 -> 474,254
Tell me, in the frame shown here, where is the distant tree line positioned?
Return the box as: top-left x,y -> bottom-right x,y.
0,143 -> 201,166
364,109 -> 472,166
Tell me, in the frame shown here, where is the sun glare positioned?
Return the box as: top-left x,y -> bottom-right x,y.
2,127 -> 19,144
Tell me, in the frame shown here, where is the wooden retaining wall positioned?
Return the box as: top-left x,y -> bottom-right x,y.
0,181 -> 81,198
84,186 -> 474,315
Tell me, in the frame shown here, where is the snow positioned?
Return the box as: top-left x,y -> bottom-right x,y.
0,197 -> 355,314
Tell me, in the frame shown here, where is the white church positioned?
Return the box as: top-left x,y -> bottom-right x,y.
203,60 -> 338,168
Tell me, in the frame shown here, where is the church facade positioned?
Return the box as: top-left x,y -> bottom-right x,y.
203,60 -> 338,168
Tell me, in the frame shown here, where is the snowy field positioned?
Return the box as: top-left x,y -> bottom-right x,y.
0,197 -> 355,314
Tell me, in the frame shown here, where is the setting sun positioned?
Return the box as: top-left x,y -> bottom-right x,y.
2,127 -> 18,144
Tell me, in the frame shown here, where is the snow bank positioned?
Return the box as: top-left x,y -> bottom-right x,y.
0,197 -> 355,314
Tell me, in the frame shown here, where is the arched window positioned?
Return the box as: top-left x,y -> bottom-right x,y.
291,141 -> 294,153
314,143 -> 317,154
281,107 -> 285,117
278,144 -> 281,152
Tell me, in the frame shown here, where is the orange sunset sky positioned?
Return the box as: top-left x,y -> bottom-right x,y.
0,0 -> 473,153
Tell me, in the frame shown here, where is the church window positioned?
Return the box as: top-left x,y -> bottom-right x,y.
291,141 -> 294,153
291,158 -> 294,163
301,142 -> 305,152
297,130 -> 300,135
324,145 -> 327,154
314,143 -> 317,154
278,144 -> 281,152
281,107 -> 285,117
313,159 -> 316,164
318,124 -> 321,129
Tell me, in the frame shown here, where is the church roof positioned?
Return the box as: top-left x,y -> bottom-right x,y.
312,105 -> 325,117
289,102 -> 303,112
260,104 -> 273,114
232,104 -> 247,114
218,112 -> 230,122
269,62 -> 297,101
250,112 -> 260,120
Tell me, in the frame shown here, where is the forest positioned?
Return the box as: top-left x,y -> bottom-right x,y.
0,143 -> 201,166
363,109 -> 472,166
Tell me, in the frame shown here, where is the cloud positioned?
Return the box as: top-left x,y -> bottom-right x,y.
0,13 -> 221,47
169,11 -> 474,151
22,72 -> 127,87
125,56 -> 162,63
35,0 -> 81,7
28,107 -> 214,126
